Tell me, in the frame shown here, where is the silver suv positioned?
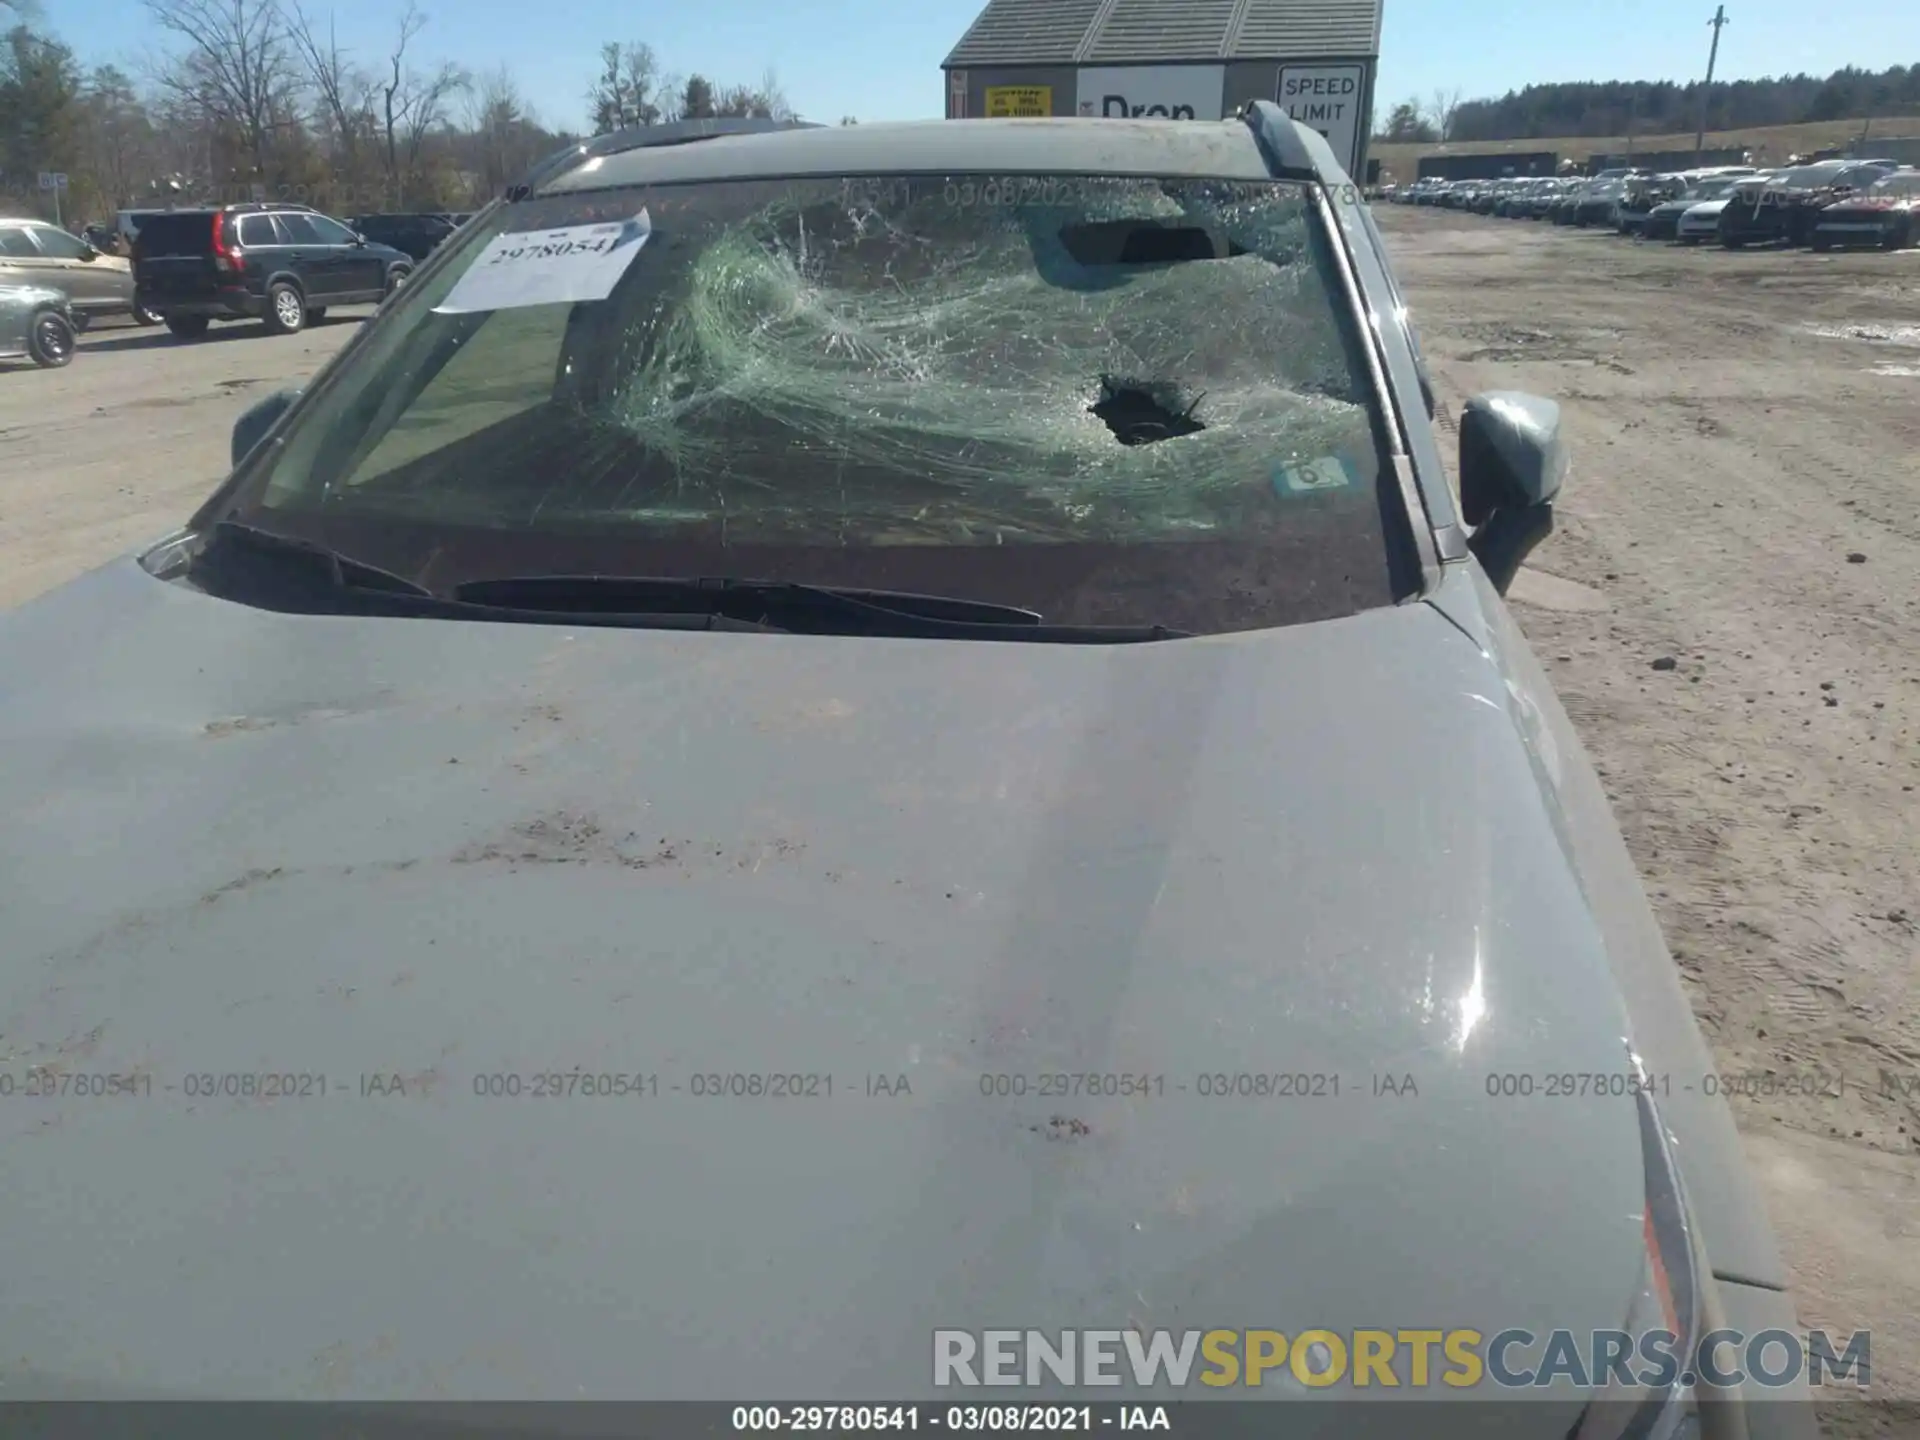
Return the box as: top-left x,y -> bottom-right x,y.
0,216 -> 160,327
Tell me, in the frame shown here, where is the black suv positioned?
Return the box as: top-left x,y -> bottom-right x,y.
132,203 -> 412,338
347,212 -> 460,262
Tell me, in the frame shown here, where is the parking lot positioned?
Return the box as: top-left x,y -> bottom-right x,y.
3,206 -> 1918,1417
1375,202 -> 1920,1420
0,308 -> 375,610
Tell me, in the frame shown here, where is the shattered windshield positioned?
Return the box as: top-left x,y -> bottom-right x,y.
229,173 -> 1417,635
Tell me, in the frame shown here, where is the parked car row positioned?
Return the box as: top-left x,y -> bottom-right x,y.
0,215 -> 162,331
0,205 -> 481,368
345,210 -> 471,261
1392,161 -> 1920,251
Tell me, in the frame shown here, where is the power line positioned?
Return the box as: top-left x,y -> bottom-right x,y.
1695,5 -> 1729,159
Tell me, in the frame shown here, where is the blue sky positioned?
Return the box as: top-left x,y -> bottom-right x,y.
44,0 -> 1920,134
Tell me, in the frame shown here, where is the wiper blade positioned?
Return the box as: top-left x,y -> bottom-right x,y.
193,525 -> 781,633
452,575 -> 1189,643
456,574 -> 1042,625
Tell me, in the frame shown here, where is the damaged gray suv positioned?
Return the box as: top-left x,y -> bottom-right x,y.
0,110 -> 1813,1439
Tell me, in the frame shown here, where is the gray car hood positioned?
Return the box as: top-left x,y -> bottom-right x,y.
0,559 -> 1649,1407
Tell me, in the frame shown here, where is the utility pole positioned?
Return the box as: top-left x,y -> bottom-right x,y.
1694,5 -> 1729,161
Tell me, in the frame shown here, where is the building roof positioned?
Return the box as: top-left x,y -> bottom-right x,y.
943,0 -> 1382,67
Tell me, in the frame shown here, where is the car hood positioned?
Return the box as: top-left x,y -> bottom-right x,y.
0,559 -> 1650,1408
1682,198 -> 1732,217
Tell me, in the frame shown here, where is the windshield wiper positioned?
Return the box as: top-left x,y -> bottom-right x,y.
192,532 -> 1184,642
192,524 -> 781,633
454,575 -> 1188,643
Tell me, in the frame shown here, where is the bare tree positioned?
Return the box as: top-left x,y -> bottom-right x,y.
377,1 -> 465,207
755,66 -> 793,121
712,69 -> 792,121
81,64 -> 156,206
145,0 -> 297,182
652,69 -> 684,121
463,63 -> 542,203
586,40 -> 662,132
1428,87 -> 1463,142
287,1 -> 372,173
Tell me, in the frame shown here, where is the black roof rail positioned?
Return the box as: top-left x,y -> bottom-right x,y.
508,116 -> 826,200
215,200 -> 318,214
1238,101 -> 1318,182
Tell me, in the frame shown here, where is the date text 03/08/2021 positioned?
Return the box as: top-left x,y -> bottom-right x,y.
730,1406 -> 1171,1432
2,1069 -> 1884,1102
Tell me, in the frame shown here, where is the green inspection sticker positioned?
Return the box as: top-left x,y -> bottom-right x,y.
1274,455 -> 1354,495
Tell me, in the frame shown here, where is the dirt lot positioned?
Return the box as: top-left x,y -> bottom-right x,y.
1,217 -> 1917,1428
0,310 -> 372,610
1373,203 -> 1920,1430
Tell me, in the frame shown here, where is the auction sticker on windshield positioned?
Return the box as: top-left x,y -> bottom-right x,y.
1274,455 -> 1354,494
434,210 -> 652,315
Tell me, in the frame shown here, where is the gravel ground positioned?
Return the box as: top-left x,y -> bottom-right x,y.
0,310 -> 371,610
2,219 -> 1916,1428
1375,202 -> 1920,1433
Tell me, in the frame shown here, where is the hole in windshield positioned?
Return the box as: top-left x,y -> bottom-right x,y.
1089,376 -> 1207,447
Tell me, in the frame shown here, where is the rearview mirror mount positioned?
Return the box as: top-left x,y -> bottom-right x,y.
1458,391 -> 1567,594
231,388 -> 301,469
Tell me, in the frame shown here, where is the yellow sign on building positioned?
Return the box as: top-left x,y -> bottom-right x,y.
984,86 -> 1052,117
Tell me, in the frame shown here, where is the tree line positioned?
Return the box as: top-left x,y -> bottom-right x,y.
0,0 -> 805,229
1377,64 -> 1920,145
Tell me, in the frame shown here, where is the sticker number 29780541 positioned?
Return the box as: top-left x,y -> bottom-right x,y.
433,210 -> 653,315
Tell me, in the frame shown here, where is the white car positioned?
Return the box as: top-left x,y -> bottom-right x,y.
1675,196 -> 1735,244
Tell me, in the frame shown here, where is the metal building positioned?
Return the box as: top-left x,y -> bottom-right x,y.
1585,147 -> 1748,174
1414,152 -> 1559,182
941,0 -> 1384,183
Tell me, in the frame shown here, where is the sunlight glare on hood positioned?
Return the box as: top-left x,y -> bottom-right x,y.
1454,940 -> 1488,1053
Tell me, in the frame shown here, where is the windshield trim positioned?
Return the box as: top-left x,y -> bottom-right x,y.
1317,185 -> 1443,592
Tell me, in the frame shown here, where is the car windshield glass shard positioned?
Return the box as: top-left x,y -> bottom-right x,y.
218,171 -> 1417,637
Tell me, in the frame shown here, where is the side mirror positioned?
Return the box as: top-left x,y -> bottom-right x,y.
352,233 -> 368,247
78,244 -> 98,261
231,388 -> 301,469
1458,391 -> 1567,594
